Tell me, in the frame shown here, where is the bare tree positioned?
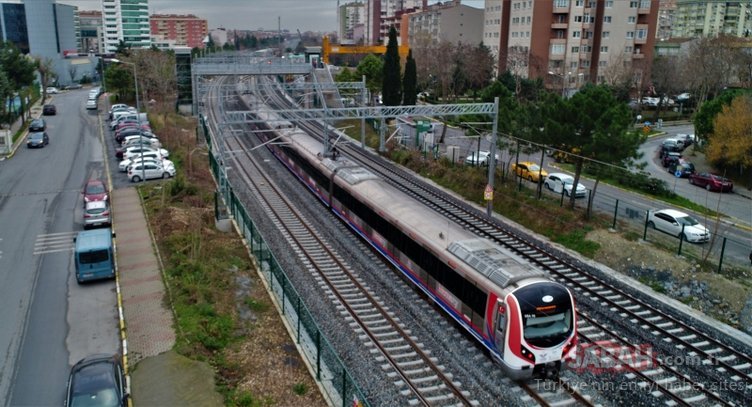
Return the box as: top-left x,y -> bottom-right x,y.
464,43 -> 494,100
649,54 -> 684,119
126,49 -> 177,109
685,36 -> 739,105
68,64 -> 78,83
506,46 -> 529,97
34,56 -> 56,101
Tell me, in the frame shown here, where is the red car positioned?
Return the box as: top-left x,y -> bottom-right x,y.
688,172 -> 733,192
82,179 -> 108,206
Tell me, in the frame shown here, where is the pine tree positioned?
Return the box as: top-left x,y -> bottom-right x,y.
402,50 -> 417,105
382,26 -> 402,106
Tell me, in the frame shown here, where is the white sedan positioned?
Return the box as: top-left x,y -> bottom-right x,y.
119,154 -> 170,172
128,161 -> 176,182
647,209 -> 710,243
544,173 -> 587,198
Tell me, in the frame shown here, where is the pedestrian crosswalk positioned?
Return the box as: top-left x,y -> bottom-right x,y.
34,232 -> 77,255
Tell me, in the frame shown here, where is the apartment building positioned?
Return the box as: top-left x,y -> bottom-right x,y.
671,0 -> 752,38
657,0 -> 676,40
150,14 -> 207,49
490,0 -> 658,94
483,0 -> 504,66
338,1 -> 366,44
365,0 -> 426,45
79,10 -> 103,53
405,1 -> 483,45
102,0 -> 151,53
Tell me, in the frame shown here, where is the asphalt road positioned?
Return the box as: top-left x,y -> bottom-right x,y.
0,88 -> 119,406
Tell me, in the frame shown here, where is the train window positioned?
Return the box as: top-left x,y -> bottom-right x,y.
524,310 -> 572,341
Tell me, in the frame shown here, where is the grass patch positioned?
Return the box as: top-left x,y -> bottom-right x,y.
553,228 -> 601,257
293,382 -> 309,396
638,276 -> 666,294
244,297 -> 270,312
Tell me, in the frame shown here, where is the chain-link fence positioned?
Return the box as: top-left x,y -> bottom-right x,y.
200,115 -> 369,407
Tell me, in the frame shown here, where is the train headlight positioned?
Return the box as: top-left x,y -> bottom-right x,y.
520,345 -> 536,364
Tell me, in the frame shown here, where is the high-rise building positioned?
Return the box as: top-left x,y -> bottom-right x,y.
338,1 -> 366,44
671,0 -> 752,38
79,10 -> 103,53
487,0 -> 659,94
102,0 -> 151,53
150,14 -> 207,49
483,0 -> 503,68
0,3 -> 30,54
365,0 -> 426,45
0,0 -> 88,84
657,0 -> 676,40
405,2 -> 483,45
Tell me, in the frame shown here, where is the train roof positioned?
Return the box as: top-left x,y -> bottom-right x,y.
447,239 -> 545,287
282,126 -> 548,291
323,159 -> 380,185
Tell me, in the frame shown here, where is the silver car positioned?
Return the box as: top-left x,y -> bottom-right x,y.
84,200 -> 111,229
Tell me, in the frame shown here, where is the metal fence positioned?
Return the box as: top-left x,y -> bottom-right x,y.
200,115 -> 368,407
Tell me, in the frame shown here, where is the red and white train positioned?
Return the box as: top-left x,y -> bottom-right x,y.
252,111 -> 577,380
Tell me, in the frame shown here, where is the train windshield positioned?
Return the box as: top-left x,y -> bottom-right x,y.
514,282 -> 574,348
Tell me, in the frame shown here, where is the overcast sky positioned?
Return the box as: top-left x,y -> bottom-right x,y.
63,0 -> 484,32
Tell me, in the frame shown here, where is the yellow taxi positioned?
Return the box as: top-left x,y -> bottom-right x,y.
511,161 -> 548,183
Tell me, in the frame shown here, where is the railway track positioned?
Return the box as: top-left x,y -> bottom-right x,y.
239,80 -> 752,406
216,124 -> 478,406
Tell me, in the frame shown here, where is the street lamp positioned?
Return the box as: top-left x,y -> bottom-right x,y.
109,58 -> 145,181
548,70 -> 570,98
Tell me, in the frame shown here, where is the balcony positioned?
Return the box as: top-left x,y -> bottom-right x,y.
632,52 -> 645,59
552,21 -> 568,29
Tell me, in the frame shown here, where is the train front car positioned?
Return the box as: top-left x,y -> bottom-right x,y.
502,281 -> 577,380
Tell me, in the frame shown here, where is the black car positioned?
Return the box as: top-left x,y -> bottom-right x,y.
29,118 -> 46,132
43,104 -> 57,115
27,131 -> 49,148
66,354 -> 128,407
661,152 -> 682,167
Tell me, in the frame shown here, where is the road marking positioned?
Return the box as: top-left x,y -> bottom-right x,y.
34,232 -> 77,255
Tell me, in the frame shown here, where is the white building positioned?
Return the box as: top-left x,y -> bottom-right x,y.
102,0 -> 151,53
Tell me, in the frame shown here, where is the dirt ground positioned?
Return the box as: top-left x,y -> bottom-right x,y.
587,228 -> 751,327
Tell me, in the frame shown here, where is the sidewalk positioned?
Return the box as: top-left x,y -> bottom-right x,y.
111,187 -> 222,405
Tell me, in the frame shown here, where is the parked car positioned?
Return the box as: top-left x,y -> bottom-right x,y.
120,136 -> 161,149
42,104 -> 57,115
108,104 -> 131,119
676,133 -> 695,147
511,161 -> 548,183
65,354 -> 128,407
668,159 -> 695,178
84,200 -> 112,229
64,83 -> 83,90
543,173 -> 588,198
29,118 -> 46,132
119,146 -> 168,161
46,86 -> 59,94
115,129 -> 155,143
464,150 -> 498,166
647,209 -> 710,243
128,161 -> 176,182
688,172 -> 734,192
118,153 -> 167,172
83,179 -> 108,206
26,131 -> 49,148
661,138 -> 685,152
86,99 -> 97,110
661,152 -> 682,168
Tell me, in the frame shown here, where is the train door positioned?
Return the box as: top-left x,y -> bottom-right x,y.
494,300 -> 507,353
